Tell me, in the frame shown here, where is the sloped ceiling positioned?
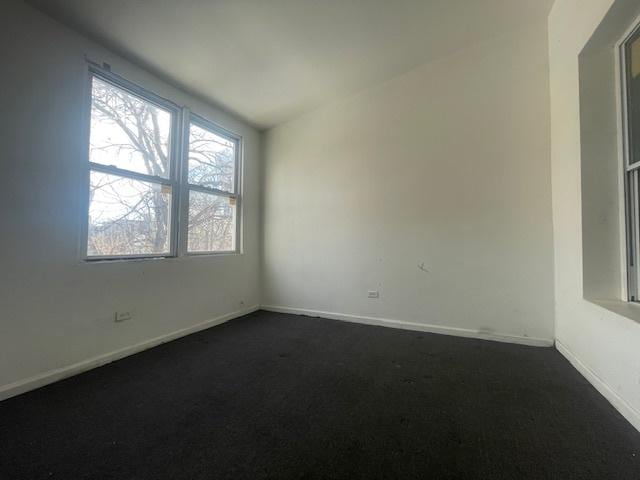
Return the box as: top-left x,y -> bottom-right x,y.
26,0 -> 554,129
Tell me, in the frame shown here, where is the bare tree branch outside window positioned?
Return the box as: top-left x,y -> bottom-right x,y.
87,76 -> 238,257
186,122 -> 236,252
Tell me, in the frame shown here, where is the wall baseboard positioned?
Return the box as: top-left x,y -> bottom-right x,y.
0,305 -> 260,402
7,304 -> 638,433
261,305 -> 554,347
556,340 -> 640,433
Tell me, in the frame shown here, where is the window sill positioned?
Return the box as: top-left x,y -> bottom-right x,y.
82,252 -> 242,264
586,298 -> 640,325
84,256 -> 174,264
184,251 -> 241,258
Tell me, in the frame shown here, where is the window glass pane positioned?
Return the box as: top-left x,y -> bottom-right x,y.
88,171 -> 172,256
90,76 -> 172,178
627,33 -> 640,165
188,122 -> 235,192
188,190 -> 236,252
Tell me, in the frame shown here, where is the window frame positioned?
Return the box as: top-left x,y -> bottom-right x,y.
621,23 -> 640,301
83,65 -> 242,261
181,113 -> 242,256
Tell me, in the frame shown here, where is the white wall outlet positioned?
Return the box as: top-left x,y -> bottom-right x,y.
114,311 -> 133,323
368,290 -> 380,299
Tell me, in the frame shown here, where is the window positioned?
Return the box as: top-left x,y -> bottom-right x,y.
86,68 -> 241,259
186,117 -> 239,253
623,26 -> 640,300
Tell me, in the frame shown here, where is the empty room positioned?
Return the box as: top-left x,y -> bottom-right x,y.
2,0 -> 640,478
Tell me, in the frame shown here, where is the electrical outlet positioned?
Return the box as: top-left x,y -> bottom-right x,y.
114,311 -> 133,323
368,290 -> 380,299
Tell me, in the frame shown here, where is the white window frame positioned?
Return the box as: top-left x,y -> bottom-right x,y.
83,64 -> 242,261
180,113 -> 242,256
619,20 -> 640,301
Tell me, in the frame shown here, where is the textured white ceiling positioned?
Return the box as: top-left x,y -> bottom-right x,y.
27,0 -> 554,129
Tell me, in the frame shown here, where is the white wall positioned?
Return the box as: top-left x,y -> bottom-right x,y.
579,42 -> 622,300
0,0 -> 261,397
262,22 -> 555,345
549,0 -> 640,431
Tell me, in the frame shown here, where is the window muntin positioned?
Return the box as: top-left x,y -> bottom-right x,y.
86,69 -> 241,260
185,117 -> 239,254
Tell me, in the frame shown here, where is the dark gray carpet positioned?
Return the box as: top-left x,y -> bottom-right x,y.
1,310 -> 639,479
